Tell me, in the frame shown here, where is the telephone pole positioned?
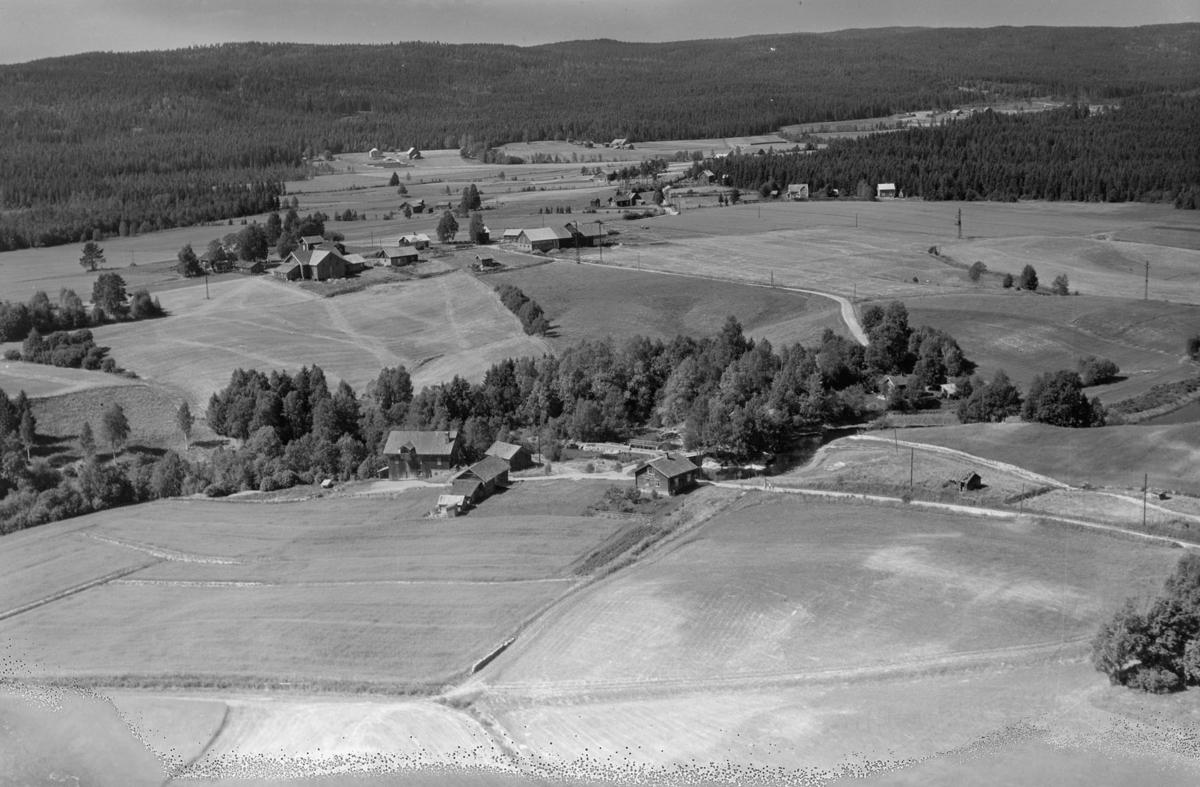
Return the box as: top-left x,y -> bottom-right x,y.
909,447 -> 914,490
956,209 -> 962,240
1143,474 -> 1149,528
1145,260 -> 1150,301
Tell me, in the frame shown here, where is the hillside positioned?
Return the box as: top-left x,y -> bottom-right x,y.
1,25 -> 1198,248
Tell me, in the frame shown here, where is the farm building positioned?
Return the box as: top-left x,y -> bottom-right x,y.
700,169 -> 716,183
486,441 -> 533,471
952,470 -> 983,492
451,455 -> 512,503
283,249 -> 348,281
369,147 -> 382,159
876,182 -> 897,199
787,184 -> 810,201
234,260 -> 265,275
451,479 -> 484,505
383,430 -> 463,479
342,254 -> 371,274
883,374 -> 912,393
566,221 -> 605,247
199,250 -> 234,273
398,233 -> 431,249
398,200 -> 427,215
669,191 -> 728,211
635,453 -> 702,497
402,146 -> 422,159
435,494 -> 467,517
500,229 -> 523,243
938,383 -> 959,399
475,253 -> 500,270
592,170 -> 614,184
609,190 -> 643,208
516,227 -> 574,253
300,235 -> 326,251
273,260 -> 302,281
385,248 -> 420,266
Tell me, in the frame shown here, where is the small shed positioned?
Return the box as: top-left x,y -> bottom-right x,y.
883,375 -> 912,393
501,228 -> 523,243
435,494 -> 466,517
876,182 -> 897,199
634,453 -> 702,497
938,383 -> 959,399
475,253 -> 500,270
952,469 -> 983,492
369,147 -> 382,159
486,441 -> 534,471
273,260 -> 302,281
234,260 -> 265,275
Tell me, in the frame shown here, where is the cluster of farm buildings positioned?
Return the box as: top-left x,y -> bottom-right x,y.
382,429 -> 703,516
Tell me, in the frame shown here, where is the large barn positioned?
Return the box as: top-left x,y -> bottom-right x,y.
383,430 -> 463,479
486,441 -> 534,471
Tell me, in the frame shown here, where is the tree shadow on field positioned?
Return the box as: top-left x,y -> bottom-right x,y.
124,445 -> 167,460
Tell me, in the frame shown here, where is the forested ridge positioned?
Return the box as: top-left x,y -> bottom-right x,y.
1,25 -> 1198,248
707,96 -> 1200,207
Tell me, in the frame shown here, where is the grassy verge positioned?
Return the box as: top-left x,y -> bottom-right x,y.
1110,376 -> 1200,421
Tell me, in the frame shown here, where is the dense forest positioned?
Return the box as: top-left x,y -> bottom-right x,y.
0,25 -> 1198,248
706,96 -> 1200,207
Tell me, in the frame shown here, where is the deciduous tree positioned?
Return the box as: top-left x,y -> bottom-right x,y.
436,211 -> 459,243
101,403 -> 130,458
177,401 -> 194,450
1019,264 -> 1039,291
176,243 -> 203,278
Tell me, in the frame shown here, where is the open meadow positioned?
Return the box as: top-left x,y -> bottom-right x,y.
895,422 -> 1200,493
903,292 -> 1200,400
77,271 -> 551,406
0,483 -> 628,690
490,261 -> 848,349
454,488 -> 1196,783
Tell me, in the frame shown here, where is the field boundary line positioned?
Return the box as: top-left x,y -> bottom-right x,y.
848,434 -> 1068,487
83,532 -> 243,565
0,560 -> 159,622
480,636 -> 1092,701
712,481 -> 1198,549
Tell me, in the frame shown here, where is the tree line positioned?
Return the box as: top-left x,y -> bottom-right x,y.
0,269 -> 163,343
2,26 -> 1197,249
706,97 -> 1200,208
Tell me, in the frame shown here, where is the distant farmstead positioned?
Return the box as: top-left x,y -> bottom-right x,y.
876,182 -> 897,199
634,453 -> 702,496
516,227 -> 573,253
787,183 -> 810,201
397,233 -> 431,249
383,430 -> 463,479
282,249 -> 348,281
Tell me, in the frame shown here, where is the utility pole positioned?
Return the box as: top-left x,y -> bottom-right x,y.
893,428 -> 898,453
1020,483 -> 1024,514
770,270 -> 774,288
1144,474 -> 1149,528
855,213 -> 858,229
1145,260 -> 1150,301
909,446 -> 914,490
956,209 -> 962,240
204,271 -> 210,300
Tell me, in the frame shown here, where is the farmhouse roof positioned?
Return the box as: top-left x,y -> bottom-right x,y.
637,453 -> 700,480
612,138 -> 628,146
567,221 -> 604,239
301,235 -> 325,245
956,468 -> 981,482
877,182 -> 896,191
387,247 -> 419,259
884,374 -> 912,388
464,455 -> 511,484
501,228 -> 522,239
383,430 -> 459,457
398,233 -> 431,244
486,441 -> 526,461
437,494 -> 466,508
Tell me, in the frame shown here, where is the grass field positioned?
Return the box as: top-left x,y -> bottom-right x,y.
84,271 -> 551,406
0,361 -> 142,399
897,422 -> 1200,493
490,261 -> 848,349
0,486 -> 626,689
939,235 -> 1200,304
904,292 -> 1200,401
459,488 -> 1190,779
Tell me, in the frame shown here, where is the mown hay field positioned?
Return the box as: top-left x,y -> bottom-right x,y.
0,361 -> 141,399
478,490 -> 1177,689
904,292 -> 1200,401
939,235 -> 1200,304
467,489 -> 1188,779
0,485 -> 626,688
898,422 -> 1200,493
89,271 -> 551,406
489,261 -> 848,349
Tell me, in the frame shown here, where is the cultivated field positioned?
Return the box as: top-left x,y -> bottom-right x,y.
85,271 -> 551,406
490,261 -> 848,349
458,489 -> 1191,780
0,486 -> 627,690
904,292 -> 1200,400
896,422 -> 1200,493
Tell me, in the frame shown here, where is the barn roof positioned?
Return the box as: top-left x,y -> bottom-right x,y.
568,222 -> 604,239
462,455 -> 511,484
301,235 -> 325,244
437,494 -> 466,508
398,233 -> 430,244
519,227 -> 572,243
486,441 -> 527,461
451,479 -> 483,499
383,430 -> 459,456
877,182 -> 897,191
